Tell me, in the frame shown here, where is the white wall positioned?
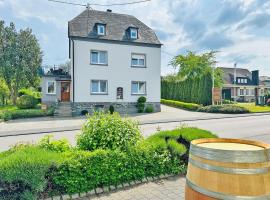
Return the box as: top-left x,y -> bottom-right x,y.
72,39 -> 161,103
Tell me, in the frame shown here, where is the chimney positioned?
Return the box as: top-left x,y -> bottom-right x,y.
107,9 -> 112,12
252,70 -> 259,85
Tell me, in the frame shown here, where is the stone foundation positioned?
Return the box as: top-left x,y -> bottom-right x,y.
71,102 -> 161,116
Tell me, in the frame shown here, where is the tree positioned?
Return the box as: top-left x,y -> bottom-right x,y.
0,78 -> 9,105
0,21 -> 42,104
170,51 -> 223,87
59,60 -> 71,74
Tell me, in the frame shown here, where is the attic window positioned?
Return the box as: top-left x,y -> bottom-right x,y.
97,24 -> 105,36
130,28 -> 138,39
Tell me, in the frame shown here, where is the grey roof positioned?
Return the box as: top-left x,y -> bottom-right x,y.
218,67 -> 252,84
68,9 -> 161,45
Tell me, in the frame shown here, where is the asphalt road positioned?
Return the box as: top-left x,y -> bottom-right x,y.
0,114 -> 269,152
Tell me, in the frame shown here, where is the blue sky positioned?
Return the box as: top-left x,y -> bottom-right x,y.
1,0 -> 270,76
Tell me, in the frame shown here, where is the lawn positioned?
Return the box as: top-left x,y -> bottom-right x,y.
0,105 -> 18,111
237,103 -> 270,113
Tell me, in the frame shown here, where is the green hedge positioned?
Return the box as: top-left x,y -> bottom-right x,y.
161,99 -> 201,111
0,127 -> 217,199
161,74 -> 212,105
0,108 -> 54,121
198,105 -> 250,114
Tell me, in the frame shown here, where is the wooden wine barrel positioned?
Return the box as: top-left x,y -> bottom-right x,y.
185,138 -> 270,200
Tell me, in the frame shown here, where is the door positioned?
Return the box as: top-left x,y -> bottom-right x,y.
61,82 -> 70,102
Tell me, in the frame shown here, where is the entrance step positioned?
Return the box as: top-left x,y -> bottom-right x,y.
54,102 -> 72,117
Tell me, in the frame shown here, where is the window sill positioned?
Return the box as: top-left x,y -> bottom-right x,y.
90,63 -> 108,66
46,93 -> 56,95
131,65 -> 146,68
91,93 -> 108,95
131,93 -> 147,96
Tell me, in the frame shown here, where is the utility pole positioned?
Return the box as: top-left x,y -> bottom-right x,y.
234,63 -> 237,102
212,65 -> 215,105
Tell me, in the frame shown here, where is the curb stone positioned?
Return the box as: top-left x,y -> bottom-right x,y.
40,174 -> 179,200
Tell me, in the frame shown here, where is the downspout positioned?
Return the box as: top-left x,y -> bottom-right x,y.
72,39 -> 75,102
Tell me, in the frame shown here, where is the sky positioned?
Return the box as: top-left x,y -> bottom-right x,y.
0,0 -> 270,76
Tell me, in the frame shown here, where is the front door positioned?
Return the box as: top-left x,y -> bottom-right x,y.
61,82 -> 70,102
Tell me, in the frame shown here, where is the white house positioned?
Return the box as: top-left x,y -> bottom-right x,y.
41,9 -> 161,116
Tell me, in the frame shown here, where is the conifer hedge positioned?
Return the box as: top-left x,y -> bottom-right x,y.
161,73 -> 212,105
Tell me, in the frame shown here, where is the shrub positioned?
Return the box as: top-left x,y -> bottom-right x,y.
161,99 -> 201,111
17,95 -> 38,109
0,146 -> 64,200
51,146 -> 183,195
77,112 -> 142,151
137,96 -> 147,113
38,135 -> 71,152
145,104 -> 154,113
0,108 -> 54,121
198,105 -> 249,114
109,105 -> 114,114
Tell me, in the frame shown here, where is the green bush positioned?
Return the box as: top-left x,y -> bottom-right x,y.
17,95 -> 38,109
77,112 -> 142,151
137,96 -> 147,113
145,104 -> 154,113
161,99 -> 201,111
109,105 -> 114,114
38,135 -> 71,152
51,145 -> 183,195
0,146 -> 64,200
198,105 -> 250,114
0,108 -> 54,121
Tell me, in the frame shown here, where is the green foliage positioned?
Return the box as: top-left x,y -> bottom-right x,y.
167,139 -> 186,157
137,96 -> 147,113
0,78 -> 9,106
161,73 -> 212,105
0,21 -> 42,104
0,108 -> 54,121
51,145 -> 183,195
145,104 -> 154,113
77,112 -> 142,151
17,95 -> 38,109
161,99 -> 201,111
198,105 -> 250,114
0,146 -> 64,200
38,135 -> 71,152
170,51 -> 223,87
109,104 -> 114,114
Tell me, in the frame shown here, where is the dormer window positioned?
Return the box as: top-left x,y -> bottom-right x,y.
130,28 -> 138,39
97,24 -> 105,36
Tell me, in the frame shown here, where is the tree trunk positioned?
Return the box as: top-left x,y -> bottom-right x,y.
10,88 -> 18,105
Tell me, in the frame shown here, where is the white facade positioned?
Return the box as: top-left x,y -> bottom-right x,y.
70,39 -> 161,103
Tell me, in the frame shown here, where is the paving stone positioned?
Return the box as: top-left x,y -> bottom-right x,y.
78,175 -> 185,200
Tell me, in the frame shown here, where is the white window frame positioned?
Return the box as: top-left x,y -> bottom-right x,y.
130,28 -> 138,39
46,81 -> 56,95
131,81 -> 146,95
131,53 -> 146,67
97,24 -> 105,36
91,80 -> 108,94
239,89 -> 244,96
90,50 -> 108,65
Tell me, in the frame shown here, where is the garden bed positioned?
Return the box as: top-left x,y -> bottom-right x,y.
0,112 -> 216,199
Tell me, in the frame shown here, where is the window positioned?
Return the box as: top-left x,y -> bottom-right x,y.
90,51 -> 108,65
91,80 -> 108,94
47,81 -> 56,94
97,24 -> 105,35
131,81 -> 146,95
239,89 -> 244,96
131,54 -> 146,67
130,28 -> 138,39
246,89 -> 249,96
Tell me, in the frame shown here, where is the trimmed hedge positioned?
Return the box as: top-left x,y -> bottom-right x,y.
0,146 -> 64,200
17,95 -> 38,109
0,108 -> 54,121
198,105 -> 250,114
161,74 -> 212,105
161,99 -> 201,111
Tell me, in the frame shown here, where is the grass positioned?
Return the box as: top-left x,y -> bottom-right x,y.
0,105 -> 18,111
237,103 -> 270,113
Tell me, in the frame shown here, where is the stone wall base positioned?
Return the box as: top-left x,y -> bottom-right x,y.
71,102 -> 161,116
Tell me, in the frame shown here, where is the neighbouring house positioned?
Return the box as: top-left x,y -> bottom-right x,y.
260,76 -> 270,95
41,9 -> 161,116
219,67 -> 267,102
